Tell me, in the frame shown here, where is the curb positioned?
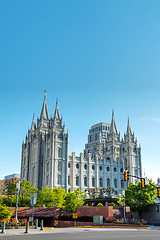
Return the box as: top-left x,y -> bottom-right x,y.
67,226 -> 150,229
43,227 -> 54,230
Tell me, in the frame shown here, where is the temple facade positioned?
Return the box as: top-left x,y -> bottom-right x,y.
20,93 -> 142,194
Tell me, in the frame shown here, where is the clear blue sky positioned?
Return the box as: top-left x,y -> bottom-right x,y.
0,0 -> 160,182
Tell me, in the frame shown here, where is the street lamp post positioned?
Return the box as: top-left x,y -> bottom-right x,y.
31,196 -> 37,228
122,190 -> 126,223
15,180 -> 20,222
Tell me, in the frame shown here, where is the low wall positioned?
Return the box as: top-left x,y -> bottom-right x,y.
139,205 -> 160,225
56,221 -> 148,228
76,206 -> 131,220
77,206 -> 113,218
113,206 -> 131,220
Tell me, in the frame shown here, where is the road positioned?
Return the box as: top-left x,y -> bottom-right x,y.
0,228 -> 160,240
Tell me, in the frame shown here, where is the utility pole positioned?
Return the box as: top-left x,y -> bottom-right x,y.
15,180 -> 20,222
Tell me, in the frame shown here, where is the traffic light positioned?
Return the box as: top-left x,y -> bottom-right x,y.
124,170 -> 129,181
157,188 -> 160,198
141,178 -> 145,188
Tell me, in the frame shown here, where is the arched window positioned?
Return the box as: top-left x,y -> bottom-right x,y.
124,158 -> 127,169
46,175 -> 49,185
47,162 -> 49,172
121,180 -> 124,188
23,169 -> 25,178
47,148 -> 50,158
84,176 -> 87,187
106,157 -> 110,163
92,177 -> 95,187
114,179 -> 117,188
76,176 -> 79,186
100,177 -> 103,187
135,169 -> 138,177
58,162 -> 62,171
58,148 -> 62,158
68,175 -> 71,185
84,164 -> 87,170
107,178 -> 110,187
58,175 -> 62,185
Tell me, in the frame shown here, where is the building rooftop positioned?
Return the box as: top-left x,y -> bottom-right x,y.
91,122 -> 110,128
5,173 -> 20,180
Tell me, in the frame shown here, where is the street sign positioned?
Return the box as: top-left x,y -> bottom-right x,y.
122,190 -> 125,197
145,177 -> 150,185
30,197 -> 36,205
16,181 -> 20,191
72,213 -> 78,219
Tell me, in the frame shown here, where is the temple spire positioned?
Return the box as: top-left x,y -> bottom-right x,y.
54,99 -> 60,120
40,90 -> 49,120
110,110 -> 118,135
126,117 -> 132,135
31,114 -> 36,130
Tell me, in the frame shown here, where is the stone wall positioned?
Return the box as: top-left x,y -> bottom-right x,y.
113,206 -> 131,220
77,206 -> 113,218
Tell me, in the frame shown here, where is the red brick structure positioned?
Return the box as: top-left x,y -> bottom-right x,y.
5,176 -> 20,191
11,207 -> 63,227
10,206 -> 131,227
77,206 -> 113,218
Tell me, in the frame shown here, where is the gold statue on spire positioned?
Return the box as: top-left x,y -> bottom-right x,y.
44,90 -> 47,97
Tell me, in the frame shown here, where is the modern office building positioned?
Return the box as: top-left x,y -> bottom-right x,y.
4,173 -> 20,191
20,93 -> 142,194
84,122 -> 111,157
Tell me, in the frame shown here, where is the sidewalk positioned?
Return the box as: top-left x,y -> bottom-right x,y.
0,226 -> 154,236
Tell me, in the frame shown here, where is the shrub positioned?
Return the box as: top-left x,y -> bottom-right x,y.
104,217 -> 117,223
97,203 -> 104,207
0,205 -> 13,220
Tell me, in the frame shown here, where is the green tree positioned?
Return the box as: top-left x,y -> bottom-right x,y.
52,187 -> 66,208
97,203 -> 103,207
0,196 -> 3,205
19,181 -> 38,206
125,180 -> 156,218
0,204 -> 13,219
37,187 -> 66,207
4,181 -> 38,207
3,195 -> 16,207
65,189 -> 85,212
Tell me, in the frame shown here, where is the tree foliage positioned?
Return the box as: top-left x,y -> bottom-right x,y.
3,180 -> 86,212
0,205 -> 13,219
37,187 -> 66,207
4,181 -> 38,207
65,189 -> 85,212
125,180 -> 156,218
19,181 -> 38,206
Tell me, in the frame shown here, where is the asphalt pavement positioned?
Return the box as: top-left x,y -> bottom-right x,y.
0,227 -> 160,240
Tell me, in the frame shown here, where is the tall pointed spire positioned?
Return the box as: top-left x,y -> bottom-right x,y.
31,114 -> 36,130
126,117 -> 132,135
54,98 -> 60,120
40,90 -> 49,120
110,110 -> 118,135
